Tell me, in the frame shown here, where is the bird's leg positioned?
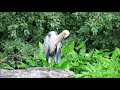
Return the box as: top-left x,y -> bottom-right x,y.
48,56 -> 51,64
46,49 -> 52,64
54,53 -> 57,63
54,51 -> 61,64
46,55 -> 51,64
57,52 -> 61,64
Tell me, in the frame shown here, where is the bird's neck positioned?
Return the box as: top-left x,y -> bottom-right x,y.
56,32 -> 66,45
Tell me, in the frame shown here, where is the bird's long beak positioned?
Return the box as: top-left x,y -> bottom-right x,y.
64,36 -> 69,40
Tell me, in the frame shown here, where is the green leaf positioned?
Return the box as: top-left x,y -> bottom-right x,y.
88,49 -> 94,57
65,62 -> 70,70
112,48 -> 119,60
69,41 -> 75,51
39,42 -> 44,53
85,49 -> 94,60
75,41 -> 87,55
27,59 -> 38,67
1,63 -> 13,70
79,45 -> 86,55
66,41 -> 75,53
1,50 -> 8,58
52,63 -> 61,68
60,59 -> 70,70
76,41 -> 86,50
74,74 -> 83,78
84,64 -> 93,72
69,50 -> 78,59
17,62 -> 28,69
73,62 -> 79,67
61,41 -> 75,55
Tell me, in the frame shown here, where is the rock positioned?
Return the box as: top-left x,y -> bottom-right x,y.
0,67 -> 74,78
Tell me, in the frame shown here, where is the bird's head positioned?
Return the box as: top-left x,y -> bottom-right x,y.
63,30 -> 70,39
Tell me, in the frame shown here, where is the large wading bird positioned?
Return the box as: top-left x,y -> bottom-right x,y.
43,30 -> 70,64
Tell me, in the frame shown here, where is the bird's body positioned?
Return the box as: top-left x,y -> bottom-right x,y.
43,30 -> 70,64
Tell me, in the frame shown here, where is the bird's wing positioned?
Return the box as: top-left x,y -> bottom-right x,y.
43,35 -> 50,56
48,32 -> 58,53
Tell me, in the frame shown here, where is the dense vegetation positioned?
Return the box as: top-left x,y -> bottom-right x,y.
0,12 -> 120,78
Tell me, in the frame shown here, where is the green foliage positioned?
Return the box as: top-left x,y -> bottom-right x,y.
1,40 -> 120,78
40,41 -> 120,78
3,39 -> 38,56
36,41 -> 120,78
0,12 -> 120,78
0,39 -> 39,69
112,47 -> 120,60
0,12 -> 120,51
68,12 -> 120,51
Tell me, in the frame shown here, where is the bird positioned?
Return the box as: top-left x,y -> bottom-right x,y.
43,30 -> 70,64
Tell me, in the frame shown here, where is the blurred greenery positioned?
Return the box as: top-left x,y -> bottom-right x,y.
0,12 -> 120,78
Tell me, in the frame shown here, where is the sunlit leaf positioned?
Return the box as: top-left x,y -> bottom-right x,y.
112,48 -> 119,60
60,59 -> 70,70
